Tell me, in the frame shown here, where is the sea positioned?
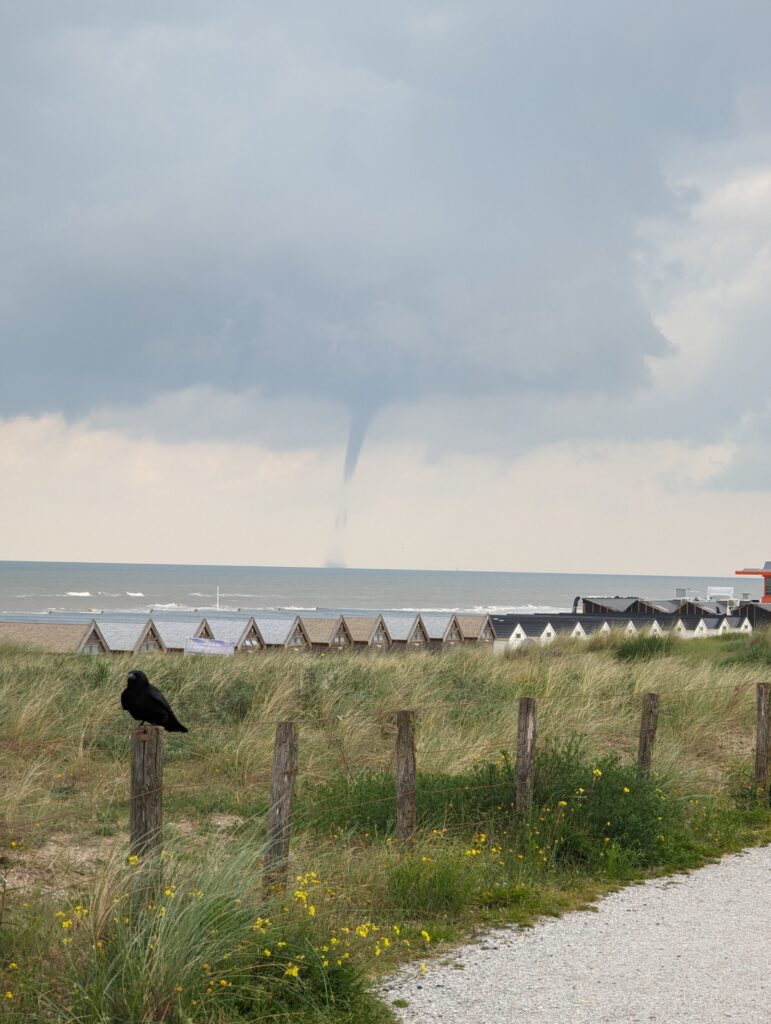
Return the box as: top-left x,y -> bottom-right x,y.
0,561 -> 759,617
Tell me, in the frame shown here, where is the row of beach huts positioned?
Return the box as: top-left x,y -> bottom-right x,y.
0,596 -> 768,656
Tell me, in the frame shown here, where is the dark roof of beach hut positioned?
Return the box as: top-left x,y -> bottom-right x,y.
509,619 -> 558,639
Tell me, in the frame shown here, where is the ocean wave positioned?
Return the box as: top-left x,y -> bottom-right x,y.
65,591 -> 92,597
126,592 -> 144,597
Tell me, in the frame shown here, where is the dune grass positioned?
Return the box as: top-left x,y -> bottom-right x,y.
1,631 -> 770,1021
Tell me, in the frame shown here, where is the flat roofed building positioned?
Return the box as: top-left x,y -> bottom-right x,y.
301,616 -> 352,652
209,617 -> 265,652
154,619 -> 213,652
0,619 -> 109,654
343,615 -> 391,651
99,619 -> 166,654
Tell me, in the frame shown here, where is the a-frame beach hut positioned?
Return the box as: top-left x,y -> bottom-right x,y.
455,614 -> 496,646
99,618 -> 166,655
300,616 -> 354,653
209,617 -> 266,652
342,615 -> 392,652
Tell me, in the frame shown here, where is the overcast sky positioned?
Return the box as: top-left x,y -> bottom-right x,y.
1,2 -> 769,573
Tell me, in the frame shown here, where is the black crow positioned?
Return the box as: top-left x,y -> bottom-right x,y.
121,669 -> 188,733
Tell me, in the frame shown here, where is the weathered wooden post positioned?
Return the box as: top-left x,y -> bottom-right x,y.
264,722 -> 299,895
396,710 -> 417,840
637,692 -> 660,774
755,683 -> 770,794
130,726 -> 164,858
515,697 -> 537,818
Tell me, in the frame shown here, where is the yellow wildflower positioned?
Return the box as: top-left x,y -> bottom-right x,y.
592,769 -> 602,778
420,930 -> 431,943
284,964 -> 300,978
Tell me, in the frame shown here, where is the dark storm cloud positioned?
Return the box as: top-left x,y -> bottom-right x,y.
2,2 -> 771,472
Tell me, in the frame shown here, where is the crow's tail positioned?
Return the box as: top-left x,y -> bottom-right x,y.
165,718 -> 189,733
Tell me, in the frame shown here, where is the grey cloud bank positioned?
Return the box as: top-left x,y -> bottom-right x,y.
2,2 -> 771,485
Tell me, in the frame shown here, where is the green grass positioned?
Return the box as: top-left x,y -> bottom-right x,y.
1,634 -> 770,1021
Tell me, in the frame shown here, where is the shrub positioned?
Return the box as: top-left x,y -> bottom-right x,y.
532,739 -> 682,870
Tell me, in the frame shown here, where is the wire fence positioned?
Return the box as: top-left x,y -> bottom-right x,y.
3,681 -> 769,881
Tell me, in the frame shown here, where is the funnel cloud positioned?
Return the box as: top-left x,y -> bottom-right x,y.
1,3 -> 770,521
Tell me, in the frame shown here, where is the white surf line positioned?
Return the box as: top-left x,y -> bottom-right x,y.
383,845 -> 771,1024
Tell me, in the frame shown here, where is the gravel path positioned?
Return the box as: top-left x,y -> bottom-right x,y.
382,845 -> 771,1023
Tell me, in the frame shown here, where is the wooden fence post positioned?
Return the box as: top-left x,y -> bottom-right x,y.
755,683 -> 770,794
396,710 -> 417,840
637,692 -> 660,774
264,722 -> 299,894
130,726 -> 164,858
515,697 -> 537,818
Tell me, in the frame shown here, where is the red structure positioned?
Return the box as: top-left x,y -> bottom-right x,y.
735,561 -> 771,604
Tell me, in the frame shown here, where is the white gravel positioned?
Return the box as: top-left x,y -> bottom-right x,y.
382,845 -> 771,1023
